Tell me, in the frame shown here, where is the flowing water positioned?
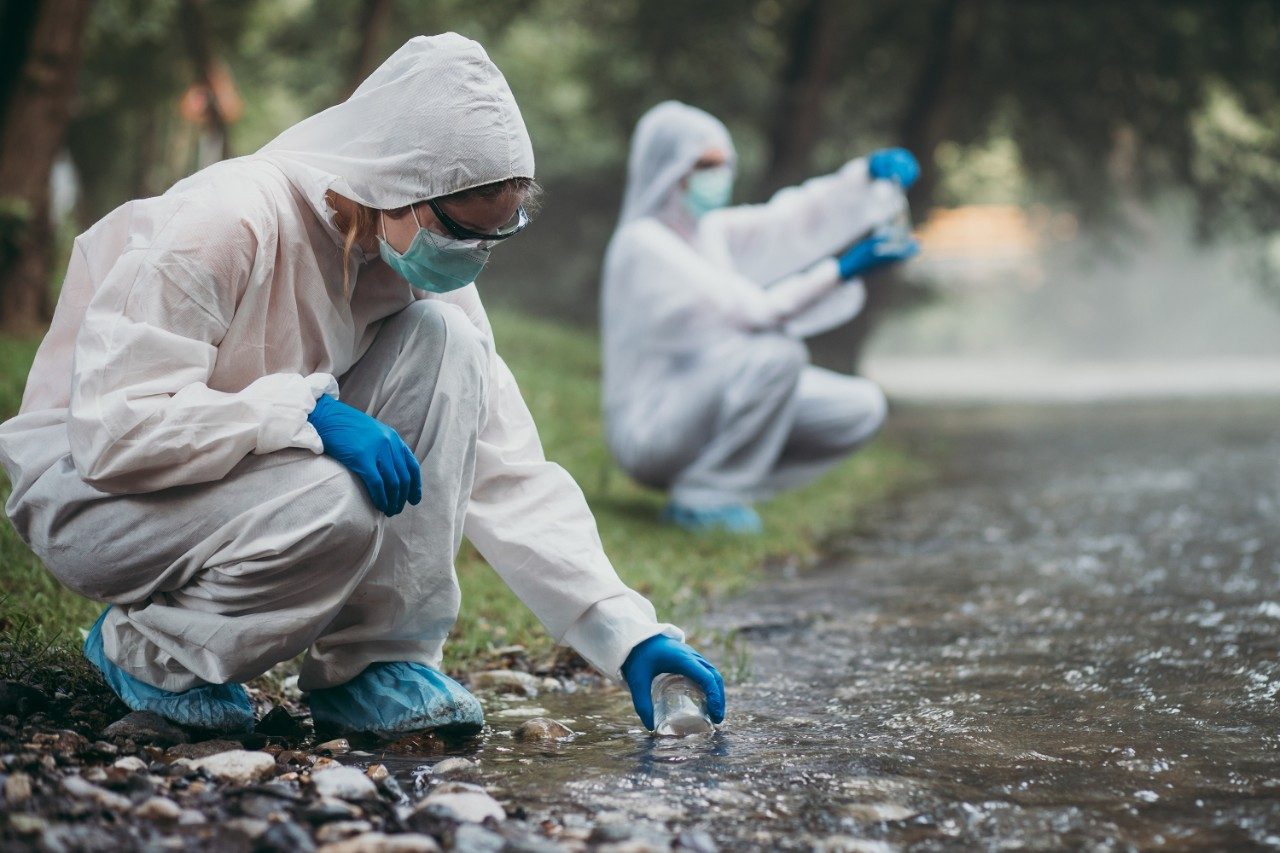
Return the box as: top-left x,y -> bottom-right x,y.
391,400 -> 1280,850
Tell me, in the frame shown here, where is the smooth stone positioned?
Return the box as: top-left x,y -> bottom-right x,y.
311,755 -> 340,770
4,771 -> 32,803
676,829 -> 719,852
61,774 -> 133,811
589,824 -> 633,843
191,749 -> 278,784
514,718 -> 575,743
469,670 -> 541,696
112,756 -> 148,772
260,820 -> 317,852
178,809 -> 207,825
451,823 -> 506,852
304,797 -> 363,823
166,739 -> 243,760
596,842 -> 667,853
429,757 -> 479,778
316,738 -> 351,755
312,765 -> 378,801
134,796 -> 182,822
225,817 -> 271,840
317,831 -> 442,852
8,813 -> 46,834
365,763 -> 390,782
102,711 -> 188,746
418,789 -> 506,823
430,780 -> 486,795
314,820 -> 374,843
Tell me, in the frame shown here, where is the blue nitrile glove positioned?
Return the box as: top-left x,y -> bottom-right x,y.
622,635 -> 726,730
868,147 -> 920,189
307,394 -> 422,517
837,234 -> 920,280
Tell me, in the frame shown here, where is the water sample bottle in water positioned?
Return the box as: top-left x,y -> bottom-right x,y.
873,177 -> 913,257
651,674 -> 714,736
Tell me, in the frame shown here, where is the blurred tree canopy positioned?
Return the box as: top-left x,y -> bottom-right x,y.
1,0 -> 1278,341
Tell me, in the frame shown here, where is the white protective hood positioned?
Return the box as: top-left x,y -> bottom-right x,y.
616,100 -> 735,226
259,33 -> 535,209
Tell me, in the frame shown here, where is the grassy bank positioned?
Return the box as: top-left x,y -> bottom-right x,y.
0,311 -> 922,684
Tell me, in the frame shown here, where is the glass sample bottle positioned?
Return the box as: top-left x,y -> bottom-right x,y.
873,177 -> 913,256
651,674 -> 714,737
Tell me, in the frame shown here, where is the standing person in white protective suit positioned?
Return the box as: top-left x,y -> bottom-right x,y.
0,36 -> 725,736
601,101 -> 921,534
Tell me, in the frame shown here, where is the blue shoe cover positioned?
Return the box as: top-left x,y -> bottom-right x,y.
661,501 -> 763,535
308,661 -> 484,739
83,608 -> 254,732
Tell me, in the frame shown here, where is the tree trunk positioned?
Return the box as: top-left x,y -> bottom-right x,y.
842,0 -> 983,369
762,0 -> 843,195
346,0 -> 393,99
0,0 -> 93,336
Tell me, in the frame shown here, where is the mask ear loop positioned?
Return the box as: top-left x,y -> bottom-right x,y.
379,204 -> 426,252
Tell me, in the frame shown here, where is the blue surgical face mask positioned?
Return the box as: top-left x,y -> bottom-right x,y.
683,165 -> 734,219
378,206 -> 490,293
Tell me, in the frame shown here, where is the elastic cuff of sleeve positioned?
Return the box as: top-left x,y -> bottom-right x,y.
562,593 -> 685,681
249,373 -> 336,455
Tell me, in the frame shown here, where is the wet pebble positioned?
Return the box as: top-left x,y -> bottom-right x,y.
133,795 -> 181,822
111,755 -> 147,772
260,819 -> 318,852
515,718 -> 575,743
675,829 -> 718,852
317,831 -> 442,852
416,787 -> 506,823
429,756 -> 479,779
470,669 -> 542,696
303,796 -> 363,824
4,770 -> 32,804
317,737 -> 352,755
102,711 -> 188,746
313,766 -> 379,801
365,763 -> 390,782
314,819 -> 374,843
62,774 -> 134,811
225,816 -> 271,840
192,749 -> 278,784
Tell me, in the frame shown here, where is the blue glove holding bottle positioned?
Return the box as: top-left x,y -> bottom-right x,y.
868,147 -> 920,189
837,233 -> 920,280
622,635 -> 726,730
308,394 -> 422,517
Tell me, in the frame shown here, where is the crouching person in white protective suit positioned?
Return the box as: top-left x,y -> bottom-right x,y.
601,101 -> 922,535
0,36 -> 725,737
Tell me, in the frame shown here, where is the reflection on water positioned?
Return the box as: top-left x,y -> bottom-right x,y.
375,401 -> 1280,849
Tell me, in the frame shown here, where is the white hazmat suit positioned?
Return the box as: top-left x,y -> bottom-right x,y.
601,102 -> 904,509
0,34 -> 679,693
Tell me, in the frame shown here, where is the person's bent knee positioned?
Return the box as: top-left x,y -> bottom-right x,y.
843,380 -> 888,449
740,335 -> 807,385
400,300 -> 490,373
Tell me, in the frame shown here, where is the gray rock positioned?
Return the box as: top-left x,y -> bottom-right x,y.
8,813 -> 46,835
675,829 -> 719,852
102,711 -> 188,746
514,718 -> 575,743
588,824 -> 633,844
430,780 -> 487,795
417,789 -> 506,823
134,795 -> 182,822
312,765 -> 379,801
259,820 -> 317,852
165,738 -> 242,759
178,808 -> 207,825
452,823 -> 506,852
314,819 -> 374,843
429,757 -> 479,779
469,669 -> 541,696
4,771 -> 32,804
191,749 -> 278,784
304,796 -> 363,823
61,774 -> 133,811
595,842 -> 667,853
316,737 -> 352,754
317,831 -> 442,852
225,817 -> 271,840
112,755 -> 148,772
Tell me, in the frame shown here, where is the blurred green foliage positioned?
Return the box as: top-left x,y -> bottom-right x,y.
63,0 -> 1280,319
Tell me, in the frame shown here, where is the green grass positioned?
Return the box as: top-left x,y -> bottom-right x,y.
0,311 -> 923,683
